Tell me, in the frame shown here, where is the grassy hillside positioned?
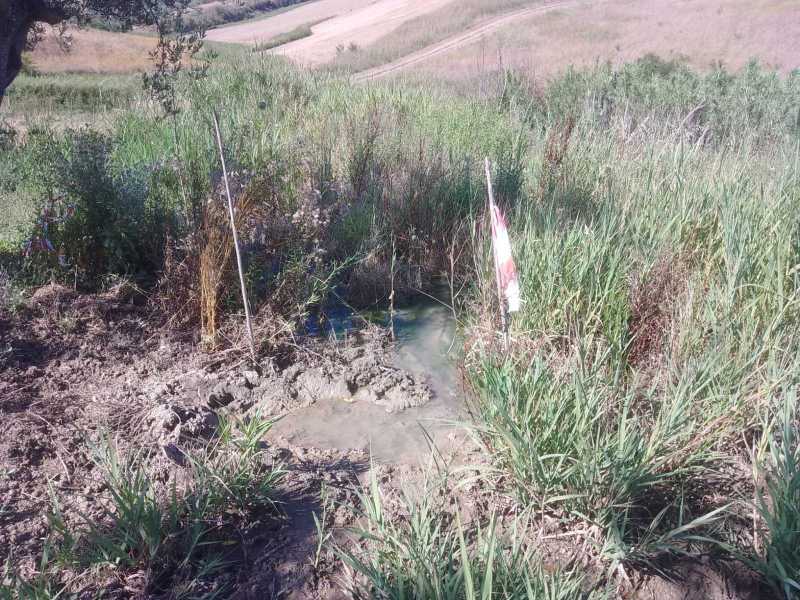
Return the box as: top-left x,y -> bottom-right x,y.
25,0 -> 798,81
1,50 -> 799,597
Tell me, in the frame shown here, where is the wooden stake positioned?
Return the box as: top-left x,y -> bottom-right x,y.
485,157 -> 509,351
212,110 -> 256,364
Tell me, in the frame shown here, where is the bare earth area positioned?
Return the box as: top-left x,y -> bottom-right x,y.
0,286 -> 468,597
408,0 -> 800,82
204,0 -> 371,45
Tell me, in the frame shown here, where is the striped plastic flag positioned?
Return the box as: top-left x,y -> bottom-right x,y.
489,201 -> 521,313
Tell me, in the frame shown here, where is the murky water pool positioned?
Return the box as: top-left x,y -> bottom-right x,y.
270,299 -> 465,462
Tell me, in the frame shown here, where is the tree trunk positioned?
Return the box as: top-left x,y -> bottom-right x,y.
0,0 -> 64,103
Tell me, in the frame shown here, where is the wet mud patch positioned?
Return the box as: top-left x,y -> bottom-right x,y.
0,287 -> 465,597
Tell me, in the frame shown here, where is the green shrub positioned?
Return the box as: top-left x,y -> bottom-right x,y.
16,129 -> 177,288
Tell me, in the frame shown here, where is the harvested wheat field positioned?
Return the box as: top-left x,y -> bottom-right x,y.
405,0 -> 800,82
206,0 -> 455,67
269,0 -> 454,66
204,0 -> 371,45
28,27 -> 158,74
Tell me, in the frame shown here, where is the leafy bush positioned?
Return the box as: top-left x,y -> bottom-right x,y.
18,130 -> 176,289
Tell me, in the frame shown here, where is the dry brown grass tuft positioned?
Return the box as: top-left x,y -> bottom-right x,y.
155,234 -> 200,330
153,173 -> 259,340
199,172 -> 258,345
627,252 -> 690,368
539,116 -> 575,199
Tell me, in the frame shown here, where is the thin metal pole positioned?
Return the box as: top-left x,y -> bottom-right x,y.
485,157 -> 508,351
389,234 -> 396,341
212,110 -> 256,363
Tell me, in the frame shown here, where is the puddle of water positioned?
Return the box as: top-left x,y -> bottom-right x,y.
391,301 -> 461,410
271,298 -> 464,462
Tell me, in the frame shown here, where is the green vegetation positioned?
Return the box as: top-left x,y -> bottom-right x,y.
750,396 -> 800,599
2,51 -> 799,596
1,52 -> 526,319
3,73 -> 140,113
338,469 -> 606,599
466,56 -> 800,585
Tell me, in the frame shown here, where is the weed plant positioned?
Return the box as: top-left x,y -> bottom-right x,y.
337,468 -> 606,599
5,413 -> 283,598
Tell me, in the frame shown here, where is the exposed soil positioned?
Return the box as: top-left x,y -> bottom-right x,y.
0,284 -> 460,597
0,286 -> 776,599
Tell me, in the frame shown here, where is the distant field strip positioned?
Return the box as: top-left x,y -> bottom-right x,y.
351,0 -> 582,82
253,19 -> 328,51
205,0 -> 370,45
272,0 -> 452,66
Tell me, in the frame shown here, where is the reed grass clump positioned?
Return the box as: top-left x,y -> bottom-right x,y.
337,469 -> 606,599
750,395 -> 800,599
466,57 -> 800,583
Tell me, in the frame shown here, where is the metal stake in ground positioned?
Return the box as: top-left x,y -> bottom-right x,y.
212,110 -> 256,363
485,157 -> 509,351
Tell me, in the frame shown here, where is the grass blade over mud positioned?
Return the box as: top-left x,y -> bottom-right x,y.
35,414 -> 284,598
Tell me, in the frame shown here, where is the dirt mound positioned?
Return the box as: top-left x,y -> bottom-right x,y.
29,282 -> 75,304
140,331 -> 433,449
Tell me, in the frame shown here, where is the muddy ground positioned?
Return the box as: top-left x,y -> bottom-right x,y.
0,285 -> 774,599
0,284 -> 469,598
